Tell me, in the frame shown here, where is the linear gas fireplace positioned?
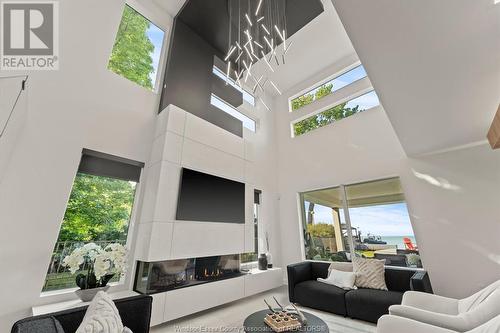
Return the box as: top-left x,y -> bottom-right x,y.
134,254 -> 243,294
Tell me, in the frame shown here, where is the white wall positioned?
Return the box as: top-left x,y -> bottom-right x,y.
0,0 -> 171,330
275,104 -> 406,269
400,144 -> 500,298
274,60 -> 500,298
0,1 -> 282,330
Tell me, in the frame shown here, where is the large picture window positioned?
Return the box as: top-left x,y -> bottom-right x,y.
300,178 -> 421,268
290,65 -> 367,112
292,90 -> 380,137
108,4 -> 165,90
42,150 -> 143,292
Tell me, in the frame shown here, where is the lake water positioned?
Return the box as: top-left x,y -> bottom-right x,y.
379,236 -> 417,250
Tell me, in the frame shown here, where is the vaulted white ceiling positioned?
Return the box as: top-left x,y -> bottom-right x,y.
332,0 -> 500,156
152,0 -> 186,17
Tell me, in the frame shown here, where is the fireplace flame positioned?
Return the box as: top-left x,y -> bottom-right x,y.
202,267 -> 223,278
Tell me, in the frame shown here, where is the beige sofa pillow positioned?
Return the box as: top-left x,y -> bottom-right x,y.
328,261 -> 353,274
352,257 -> 388,290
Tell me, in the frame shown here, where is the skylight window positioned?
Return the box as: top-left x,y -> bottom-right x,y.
290,65 -> 367,111
211,94 -> 256,132
292,90 -> 380,137
108,5 -> 165,91
212,66 -> 256,106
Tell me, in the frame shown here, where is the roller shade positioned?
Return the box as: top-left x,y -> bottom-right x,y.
254,189 -> 262,205
78,149 -> 144,182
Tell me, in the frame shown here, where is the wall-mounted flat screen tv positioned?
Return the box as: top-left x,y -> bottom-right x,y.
176,168 -> 245,223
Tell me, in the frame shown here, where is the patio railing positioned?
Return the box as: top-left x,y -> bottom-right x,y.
43,240 -> 125,292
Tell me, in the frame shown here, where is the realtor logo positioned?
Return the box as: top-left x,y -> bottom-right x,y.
1,1 -> 59,70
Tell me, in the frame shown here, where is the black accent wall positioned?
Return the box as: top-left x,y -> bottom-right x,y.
159,0 -> 324,137
159,19 -> 244,137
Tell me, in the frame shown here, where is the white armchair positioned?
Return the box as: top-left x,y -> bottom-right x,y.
388,280 -> 500,332
377,314 -> 500,333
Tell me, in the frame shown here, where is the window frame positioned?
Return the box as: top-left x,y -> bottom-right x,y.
240,189 -> 262,269
288,61 -> 364,113
298,177 -> 422,270
290,88 -> 378,138
210,93 -> 257,132
40,153 -> 145,298
212,65 -> 256,107
109,1 -> 171,93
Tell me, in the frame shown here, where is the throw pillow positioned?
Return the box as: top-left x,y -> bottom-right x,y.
352,257 -> 388,290
123,328 -> 133,333
76,291 -> 124,333
318,269 -> 357,290
328,261 -> 353,274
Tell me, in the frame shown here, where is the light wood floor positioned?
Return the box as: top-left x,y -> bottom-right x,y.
151,285 -> 376,333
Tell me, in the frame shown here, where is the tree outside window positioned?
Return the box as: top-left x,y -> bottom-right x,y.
108,5 -> 165,90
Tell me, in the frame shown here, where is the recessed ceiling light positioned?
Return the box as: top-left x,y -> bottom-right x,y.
495,0 -> 500,4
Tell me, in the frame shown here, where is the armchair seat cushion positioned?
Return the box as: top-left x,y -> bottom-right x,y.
346,288 -> 404,323
294,280 -> 348,316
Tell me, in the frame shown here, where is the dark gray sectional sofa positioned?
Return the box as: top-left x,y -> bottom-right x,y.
11,294 -> 152,333
287,261 -> 432,323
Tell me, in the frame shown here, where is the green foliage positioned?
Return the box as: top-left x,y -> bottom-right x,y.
58,173 -> 136,242
291,93 -> 314,111
307,223 -> 335,238
406,253 -> 422,267
314,83 -> 333,100
108,5 -> 155,89
292,82 -> 362,136
307,246 -> 348,262
240,252 -> 258,263
291,82 -> 334,111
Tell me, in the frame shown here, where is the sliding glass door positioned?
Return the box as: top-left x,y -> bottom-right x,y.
300,177 -> 421,268
300,186 -> 352,262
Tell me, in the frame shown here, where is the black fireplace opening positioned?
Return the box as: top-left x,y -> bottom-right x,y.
134,254 -> 244,294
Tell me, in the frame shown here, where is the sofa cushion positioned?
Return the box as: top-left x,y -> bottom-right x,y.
12,295 -> 152,333
294,280 -> 348,316
311,261 -> 330,280
12,317 -> 64,333
353,257 -> 388,291
385,268 -> 415,292
345,288 -> 403,323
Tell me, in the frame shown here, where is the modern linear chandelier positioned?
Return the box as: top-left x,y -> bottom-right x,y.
225,0 -> 290,110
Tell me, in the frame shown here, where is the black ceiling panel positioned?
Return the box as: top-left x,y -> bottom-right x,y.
177,0 -> 324,56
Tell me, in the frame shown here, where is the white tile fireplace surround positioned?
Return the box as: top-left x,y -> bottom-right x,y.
135,105 -> 255,262
134,105 -> 282,326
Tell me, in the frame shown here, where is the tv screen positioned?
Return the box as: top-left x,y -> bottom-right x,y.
176,168 -> 245,223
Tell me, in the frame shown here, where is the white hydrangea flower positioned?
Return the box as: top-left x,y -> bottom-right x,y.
105,243 -> 128,276
62,252 -> 84,274
63,242 -> 128,281
93,254 -> 111,280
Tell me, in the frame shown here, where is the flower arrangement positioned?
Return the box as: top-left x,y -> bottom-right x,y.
62,243 -> 128,290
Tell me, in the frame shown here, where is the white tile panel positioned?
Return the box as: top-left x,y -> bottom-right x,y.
184,113 -> 244,158
170,222 -> 245,259
166,105 -> 187,136
164,276 -> 245,321
244,268 -> 283,296
153,161 -> 181,222
150,293 -> 166,326
181,138 -> 245,182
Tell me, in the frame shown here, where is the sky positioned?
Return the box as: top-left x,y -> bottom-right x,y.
146,23 -> 165,86
307,202 -> 415,237
295,65 -> 380,112
299,65 -> 367,98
